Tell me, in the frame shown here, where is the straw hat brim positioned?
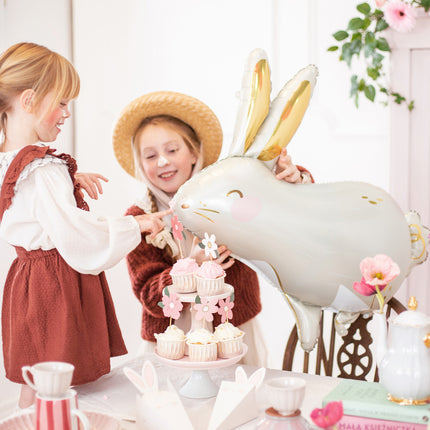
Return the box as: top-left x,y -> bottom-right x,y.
112,91 -> 223,178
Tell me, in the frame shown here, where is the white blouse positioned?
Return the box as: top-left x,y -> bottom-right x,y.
0,147 -> 141,275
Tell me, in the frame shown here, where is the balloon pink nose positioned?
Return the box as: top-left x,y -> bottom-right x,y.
181,203 -> 190,209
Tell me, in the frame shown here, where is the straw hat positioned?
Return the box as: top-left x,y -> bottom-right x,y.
112,91 -> 223,178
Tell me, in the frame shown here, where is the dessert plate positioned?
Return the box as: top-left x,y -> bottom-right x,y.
0,410 -> 121,430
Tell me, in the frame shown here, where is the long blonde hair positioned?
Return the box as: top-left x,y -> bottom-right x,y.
0,42 -> 80,136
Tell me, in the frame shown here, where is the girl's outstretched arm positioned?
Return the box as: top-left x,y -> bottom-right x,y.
275,148 -> 312,184
75,172 -> 108,200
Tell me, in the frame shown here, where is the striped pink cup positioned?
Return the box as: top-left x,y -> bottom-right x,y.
35,389 -> 90,430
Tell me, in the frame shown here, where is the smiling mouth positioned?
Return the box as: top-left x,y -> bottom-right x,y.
192,208 -> 219,223
159,171 -> 176,179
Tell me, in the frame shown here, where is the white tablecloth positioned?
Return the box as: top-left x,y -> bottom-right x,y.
74,353 -> 340,430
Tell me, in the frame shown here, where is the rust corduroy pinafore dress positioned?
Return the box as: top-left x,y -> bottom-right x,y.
0,145 -> 127,385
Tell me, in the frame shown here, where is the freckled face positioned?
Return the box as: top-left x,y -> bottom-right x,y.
137,124 -> 198,196
34,92 -> 71,142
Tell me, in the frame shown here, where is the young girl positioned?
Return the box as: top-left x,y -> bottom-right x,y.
112,91 -> 313,366
0,42 -> 170,407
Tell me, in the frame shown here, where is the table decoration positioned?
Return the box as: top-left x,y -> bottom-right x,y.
310,401 -> 343,429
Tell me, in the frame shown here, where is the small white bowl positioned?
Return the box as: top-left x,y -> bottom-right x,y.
265,377 -> 306,416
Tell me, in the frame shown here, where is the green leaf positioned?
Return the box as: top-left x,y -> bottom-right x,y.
376,37 -> 390,52
364,84 -> 376,101
163,286 -> 170,296
358,79 -> 366,91
198,242 -> 205,249
342,42 -> 353,66
350,38 -> 362,55
157,301 -> 164,308
230,292 -> 235,302
362,17 -> 371,30
422,0 -> 430,11
333,30 -> 349,41
348,17 -> 364,31
364,42 -> 376,58
350,75 -> 359,94
372,52 -> 385,66
182,231 -> 186,240
375,18 -> 389,32
391,92 -> 406,104
195,295 -> 201,304
380,87 -> 388,95
364,31 -> 375,44
357,2 -> 371,14
408,101 -> 415,111
351,32 -> 362,41
327,46 -> 339,52
367,67 -> 379,80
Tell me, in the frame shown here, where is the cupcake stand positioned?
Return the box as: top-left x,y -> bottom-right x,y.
155,284 -> 247,399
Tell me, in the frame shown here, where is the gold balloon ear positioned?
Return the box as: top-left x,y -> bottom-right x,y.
258,80 -> 312,161
242,59 -> 271,154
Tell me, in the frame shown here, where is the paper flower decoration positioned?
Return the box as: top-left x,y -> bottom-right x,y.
199,232 -> 219,259
384,0 -> 416,33
353,254 -> 400,313
194,295 -> 219,322
310,401 -> 343,429
171,214 -> 185,242
218,293 -> 235,323
158,287 -> 183,323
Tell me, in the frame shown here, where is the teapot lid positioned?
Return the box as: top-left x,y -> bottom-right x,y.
393,296 -> 430,327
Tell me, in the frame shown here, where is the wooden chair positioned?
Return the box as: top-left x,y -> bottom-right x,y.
282,297 -> 406,381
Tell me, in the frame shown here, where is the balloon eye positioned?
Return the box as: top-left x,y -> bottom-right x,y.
181,203 -> 190,209
226,190 -> 244,198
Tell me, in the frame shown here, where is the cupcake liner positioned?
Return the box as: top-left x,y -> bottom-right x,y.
217,333 -> 244,358
170,273 -> 197,293
187,341 -> 218,361
196,274 -> 226,296
156,338 -> 186,359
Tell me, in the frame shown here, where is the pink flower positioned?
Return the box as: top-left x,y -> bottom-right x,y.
218,296 -> 234,323
353,277 -> 387,296
360,254 -> 400,286
171,215 -> 184,241
375,0 -> 386,6
311,401 -> 343,428
384,0 -> 416,33
194,297 -> 219,322
161,292 -> 183,320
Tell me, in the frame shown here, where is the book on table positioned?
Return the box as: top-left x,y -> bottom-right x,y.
338,414 -> 428,429
322,379 -> 430,425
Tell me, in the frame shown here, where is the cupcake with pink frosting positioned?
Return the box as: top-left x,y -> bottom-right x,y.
170,257 -> 199,293
195,260 -> 226,296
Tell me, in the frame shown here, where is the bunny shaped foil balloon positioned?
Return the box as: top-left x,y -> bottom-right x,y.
171,48 -> 430,352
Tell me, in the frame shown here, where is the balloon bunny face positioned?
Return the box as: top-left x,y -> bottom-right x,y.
171,49 -> 429,352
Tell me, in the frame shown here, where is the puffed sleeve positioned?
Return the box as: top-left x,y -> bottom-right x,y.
31,162 -> 141,275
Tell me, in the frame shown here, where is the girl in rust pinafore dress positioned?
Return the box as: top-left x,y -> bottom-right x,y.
0,145 -> 128,385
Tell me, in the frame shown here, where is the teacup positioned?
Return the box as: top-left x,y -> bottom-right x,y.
265,376 -> 306,416
35,389 -> 90,430
22,361 -> 74,397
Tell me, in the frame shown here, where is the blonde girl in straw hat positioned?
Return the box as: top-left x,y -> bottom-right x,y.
0,42 -> 171,408
113,91 -> 313,366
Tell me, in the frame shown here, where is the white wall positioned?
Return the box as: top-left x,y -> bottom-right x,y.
0,0 -> 399,416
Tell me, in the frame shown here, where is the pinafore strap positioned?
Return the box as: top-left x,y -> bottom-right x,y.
0,145 -> 88,220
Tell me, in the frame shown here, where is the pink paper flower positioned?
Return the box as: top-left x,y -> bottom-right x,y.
311,401 -> 343,428
375,0 -> 386,6
360,254 -> 400,286
194,296 -> 219,322
384,0 -> 416,33
171,215 -> 184,242
353,277 -> 387,296
161,291 -> 183,320
218,296 -> 234,323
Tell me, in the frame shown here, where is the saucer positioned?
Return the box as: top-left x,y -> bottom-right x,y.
0,410 -> 121,430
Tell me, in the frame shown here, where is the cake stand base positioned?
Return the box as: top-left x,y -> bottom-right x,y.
179,369 -> 219,399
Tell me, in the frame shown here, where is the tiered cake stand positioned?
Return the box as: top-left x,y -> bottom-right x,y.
155,284 -> 247,399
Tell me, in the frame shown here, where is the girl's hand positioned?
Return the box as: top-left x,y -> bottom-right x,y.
75,172 -> 109,200
189,236 -> 235,270
135,208 -> 173,238
275,148 -> 302,183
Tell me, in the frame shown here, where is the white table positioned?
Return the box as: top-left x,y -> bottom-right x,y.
74,353 -> 341,430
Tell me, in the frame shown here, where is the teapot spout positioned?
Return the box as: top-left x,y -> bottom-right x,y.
373,311 -> 388,366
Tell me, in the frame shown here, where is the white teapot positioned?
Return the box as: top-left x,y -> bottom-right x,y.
375,296 -> 430,404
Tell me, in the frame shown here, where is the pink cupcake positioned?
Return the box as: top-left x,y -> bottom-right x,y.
214,322 -> 244,358
155,325 -> 186,359
195,261 -> 226,296
170,257 -> 199,293
186,328 -> 218,361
